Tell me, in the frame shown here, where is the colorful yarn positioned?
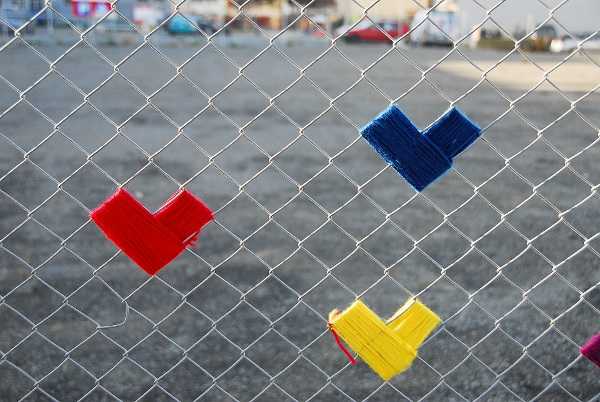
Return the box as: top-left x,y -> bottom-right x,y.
386,298 -> 442,350
90,188 -> 213,275
328,299 -> 440,380
423,107 -> 481,159
581,332 -> 600,368
361,106 -> 481,191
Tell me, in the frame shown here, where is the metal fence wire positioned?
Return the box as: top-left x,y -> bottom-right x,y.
1,0 -> 600,400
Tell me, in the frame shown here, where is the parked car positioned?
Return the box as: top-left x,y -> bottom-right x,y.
550,33 -> 600,53
165,14 -> 218,35
409,10 -> 458,46
337,20 -> 408,43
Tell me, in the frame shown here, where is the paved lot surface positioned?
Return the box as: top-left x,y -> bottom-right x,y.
0,36 -> 600,401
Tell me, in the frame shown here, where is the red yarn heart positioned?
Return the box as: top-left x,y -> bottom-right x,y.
91,188 -> 213,275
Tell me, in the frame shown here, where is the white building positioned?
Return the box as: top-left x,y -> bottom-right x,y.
178,0 -> 226,22
336,0 -> 458,23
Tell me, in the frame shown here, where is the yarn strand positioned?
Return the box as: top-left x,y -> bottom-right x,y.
329,323 -> 357,365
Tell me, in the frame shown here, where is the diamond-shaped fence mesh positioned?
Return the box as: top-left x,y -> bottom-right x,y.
1,0 -> 600,400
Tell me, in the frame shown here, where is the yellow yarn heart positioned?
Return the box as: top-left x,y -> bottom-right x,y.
328,298 -> 440,380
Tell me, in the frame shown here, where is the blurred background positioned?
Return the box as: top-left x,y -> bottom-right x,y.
1,0 -> 599,52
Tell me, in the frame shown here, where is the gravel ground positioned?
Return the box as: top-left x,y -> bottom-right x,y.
0,35 -> 600,401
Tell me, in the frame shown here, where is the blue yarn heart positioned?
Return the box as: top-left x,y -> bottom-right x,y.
361,106 -> 481,191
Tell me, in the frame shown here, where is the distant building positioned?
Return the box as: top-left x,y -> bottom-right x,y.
178,0 -> 226,23
226,0 -> 281,29
337,0 -> 457,24
337,0 -> 410,23
70,0 -> 135,24
225,0 -> 338,30
0,0 -> 129,26
283,0 -> 338,31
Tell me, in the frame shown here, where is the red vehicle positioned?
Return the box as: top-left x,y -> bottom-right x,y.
339,20 -> 409,43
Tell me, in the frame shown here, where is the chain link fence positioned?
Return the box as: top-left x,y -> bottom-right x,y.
1,0 -> 600,400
